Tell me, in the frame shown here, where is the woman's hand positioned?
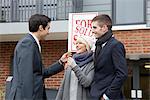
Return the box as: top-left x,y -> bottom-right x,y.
67,57 -> 77,68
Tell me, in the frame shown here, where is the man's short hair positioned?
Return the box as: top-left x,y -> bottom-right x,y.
29,14 -> 51,32
92,14 -> 112,30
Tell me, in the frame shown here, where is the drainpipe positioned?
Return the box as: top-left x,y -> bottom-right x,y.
36,0 -> 43,14
10,0 -> 19,22
129,55 -> 140,100
72,0 -> 83,13
0,0 -> 2,21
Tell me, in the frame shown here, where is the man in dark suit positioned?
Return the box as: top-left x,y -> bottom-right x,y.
90,14 -> 128,100
8,14 -> 68,100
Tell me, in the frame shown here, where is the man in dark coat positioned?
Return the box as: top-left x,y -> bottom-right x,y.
8,14 -> 68,100
90,14 -> 128,100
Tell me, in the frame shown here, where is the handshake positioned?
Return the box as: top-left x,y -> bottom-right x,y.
59,52 -> 77,69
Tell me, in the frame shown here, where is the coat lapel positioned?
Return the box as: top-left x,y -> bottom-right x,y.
95,38 -> 113,68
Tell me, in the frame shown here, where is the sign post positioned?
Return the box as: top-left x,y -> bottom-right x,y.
68,12 -> 98,52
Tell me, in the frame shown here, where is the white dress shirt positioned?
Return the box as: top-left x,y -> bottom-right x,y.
29,32 -> 41,53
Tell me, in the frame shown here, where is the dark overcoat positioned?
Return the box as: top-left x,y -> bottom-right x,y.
8,33 -> 63,100
91,37 -> 128,100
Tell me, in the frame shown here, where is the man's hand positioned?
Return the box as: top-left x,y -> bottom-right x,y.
101,94 -> 109,100
59,52 -> 72,65
60,52 -> 72,63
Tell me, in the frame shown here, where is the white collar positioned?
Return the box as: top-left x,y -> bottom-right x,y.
102,42 -> 107,48
101,35 -> 114,48
29,32 -> 41,53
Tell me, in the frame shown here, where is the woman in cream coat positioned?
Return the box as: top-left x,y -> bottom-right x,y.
56,35 -> 95,100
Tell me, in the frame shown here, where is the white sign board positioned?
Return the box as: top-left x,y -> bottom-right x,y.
68,12 -> 98,52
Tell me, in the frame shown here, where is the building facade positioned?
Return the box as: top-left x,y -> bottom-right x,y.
0,0 -> 150,99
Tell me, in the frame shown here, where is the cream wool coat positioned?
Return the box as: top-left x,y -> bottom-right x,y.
55,61 -> 94,100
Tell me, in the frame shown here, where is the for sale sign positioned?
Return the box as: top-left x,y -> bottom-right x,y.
68,12 -> 98,52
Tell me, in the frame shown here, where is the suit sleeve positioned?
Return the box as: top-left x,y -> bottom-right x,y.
43,61 -> 64,78
17,40 -> 34,99
105,42 -> 128,98
72,62 -> 94,88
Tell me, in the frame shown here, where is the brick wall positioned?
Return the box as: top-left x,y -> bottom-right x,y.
41,40 -> 67,89
0,29 -> 150,99
0,42 -> 16,99
114,29 -> 150,54
0,40 -> 67,99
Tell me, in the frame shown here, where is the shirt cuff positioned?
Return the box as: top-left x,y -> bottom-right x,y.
58,59 -> 64,65
103,94 -> 109,100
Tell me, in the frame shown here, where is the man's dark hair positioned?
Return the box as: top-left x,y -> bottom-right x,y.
92,14 -> 112,30
29,14 -> 51,32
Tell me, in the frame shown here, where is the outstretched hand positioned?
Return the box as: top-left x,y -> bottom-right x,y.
59,52 -> 72,67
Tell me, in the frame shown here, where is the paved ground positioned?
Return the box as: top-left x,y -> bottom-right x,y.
46,89 -> 58,100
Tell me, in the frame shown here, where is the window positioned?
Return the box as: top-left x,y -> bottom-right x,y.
113,0 -> 146,25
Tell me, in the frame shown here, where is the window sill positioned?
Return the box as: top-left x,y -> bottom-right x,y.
112,24 -> 149,31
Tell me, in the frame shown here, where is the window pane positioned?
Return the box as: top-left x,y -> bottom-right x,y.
114,0 -> 145,25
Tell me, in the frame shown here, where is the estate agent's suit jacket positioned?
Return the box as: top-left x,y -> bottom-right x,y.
90,37 -> 128,100
8,33 -> 64,100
